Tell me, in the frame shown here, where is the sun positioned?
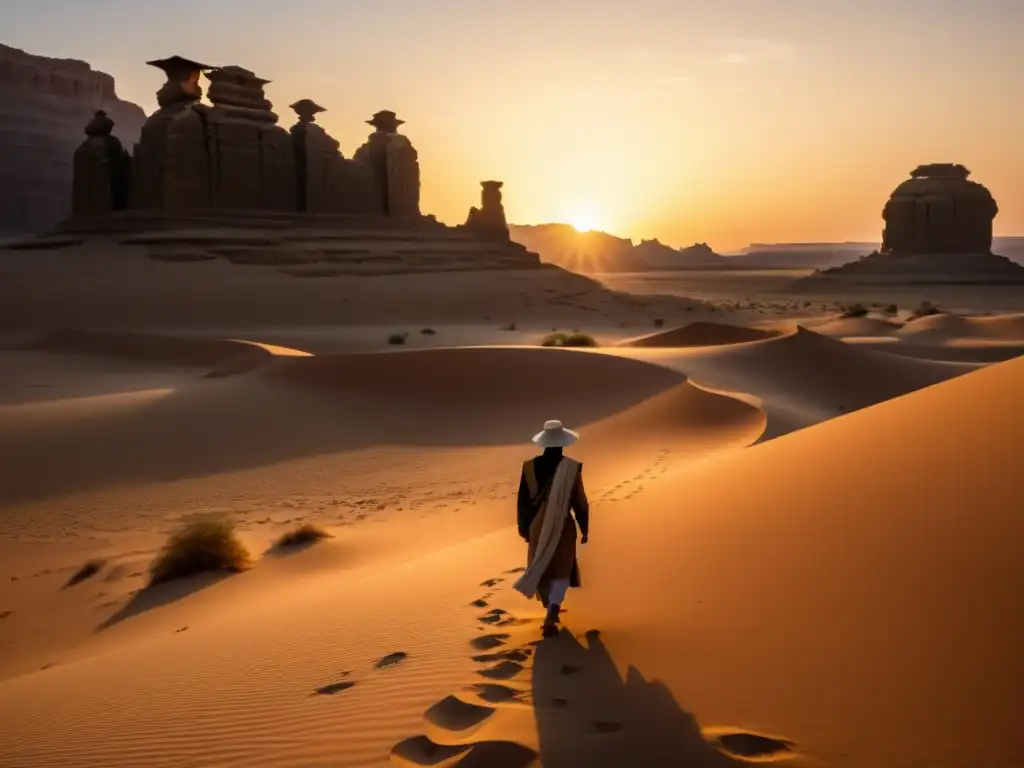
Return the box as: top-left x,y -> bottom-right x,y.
567,206 -> 600,233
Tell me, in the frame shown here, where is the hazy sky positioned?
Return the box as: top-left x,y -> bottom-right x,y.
7,0 -> 1023,251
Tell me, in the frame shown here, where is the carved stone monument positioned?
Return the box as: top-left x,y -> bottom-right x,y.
465,180 -> 509,240
353,110 -> 420,217
881,164 -> 998,255
71,110 -> 131,215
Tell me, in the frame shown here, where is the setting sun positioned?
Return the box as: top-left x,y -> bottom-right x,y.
567,206 -> 601,233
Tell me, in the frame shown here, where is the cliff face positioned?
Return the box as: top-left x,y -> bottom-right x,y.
0,43 -> 147,235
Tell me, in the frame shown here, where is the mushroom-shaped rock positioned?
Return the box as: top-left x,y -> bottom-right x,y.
881,164 -> 998,255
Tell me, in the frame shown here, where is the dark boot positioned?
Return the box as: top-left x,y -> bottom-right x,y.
541,603 -> 561,637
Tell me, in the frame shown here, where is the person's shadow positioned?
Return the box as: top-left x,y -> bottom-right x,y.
531,629 -> 774,767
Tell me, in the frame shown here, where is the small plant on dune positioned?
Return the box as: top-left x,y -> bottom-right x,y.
909,300 -> 941,320
541,331 -> 598,348
653,318 -> 665,328
148,518 -> 251,587
273,523 -> 332,549
419,327 -> 436,335
64,558 -> 106,588
387,332 -> 408,345
883,303 -> 899,315
840,302 -> 869,318
501,321 -> 518,331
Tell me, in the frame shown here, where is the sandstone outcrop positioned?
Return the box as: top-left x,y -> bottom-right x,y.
464,181 -> 510,240
72,111 -> 131,215
289,99 -> 376,215
352,111 -> 421,217
881,164 -> 997,255
0,43 -> 145,234
795,164 -> 1024,287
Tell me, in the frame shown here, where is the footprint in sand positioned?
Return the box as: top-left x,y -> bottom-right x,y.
479,609 -> 507,624
470,598 -> 489,608
468,683 -> 526,705
712,731 -> 796,760
479,577 -> 504,588
0,610 -> 11,620
314,680 -> 356,696
471,648 -> 531,664
375,651 -> 408,669
470,633 -> 509,651
423,695 -> 496,731
477,660 -> 525,680
503,567 -> 525,574
391,735 -> 537,768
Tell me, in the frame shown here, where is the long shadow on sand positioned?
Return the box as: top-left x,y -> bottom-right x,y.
532,630 -> 791,767
96,572 -> 228,630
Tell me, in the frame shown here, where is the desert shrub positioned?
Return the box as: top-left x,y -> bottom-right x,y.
541,331 -> 598,348
653,318 -> 665,328
387,332 -> 408,345
909,301 -> 941,319
501,321 -> 517,331
883,304 -> 898,314
149,518 -> 250,587
419,327 -> 436,335
273,523 -> 331,549
840,303 -> 869,318
64,558 -> 106,588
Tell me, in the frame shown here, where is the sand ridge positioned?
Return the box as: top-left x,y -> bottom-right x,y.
619,321 -> 780,348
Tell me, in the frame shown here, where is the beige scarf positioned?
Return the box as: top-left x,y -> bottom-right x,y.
513,458 -> 580,599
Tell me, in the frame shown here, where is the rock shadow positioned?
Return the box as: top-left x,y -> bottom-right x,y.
532,630 -> 793,766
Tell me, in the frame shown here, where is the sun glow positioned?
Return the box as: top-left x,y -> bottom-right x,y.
567,206 -> 601,233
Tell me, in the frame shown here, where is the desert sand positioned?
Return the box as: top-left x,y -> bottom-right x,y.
0,251 -> 1022,767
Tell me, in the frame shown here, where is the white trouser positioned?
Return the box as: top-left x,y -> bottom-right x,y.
547,577 -> 571,606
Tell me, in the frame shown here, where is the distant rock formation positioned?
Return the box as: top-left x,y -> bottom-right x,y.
509,224 -> 646,272
635,239 -> 724,268
464,181 -> 509,240
0,43 -> 146,234
352,110 -> 420,217
881,164 -> 997,255
795,165 -> 1024,287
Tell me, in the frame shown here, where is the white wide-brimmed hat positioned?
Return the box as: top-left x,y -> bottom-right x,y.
532,419 -> 579,448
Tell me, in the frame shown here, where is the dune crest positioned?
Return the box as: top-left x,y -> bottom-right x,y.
620,321 -> 779,348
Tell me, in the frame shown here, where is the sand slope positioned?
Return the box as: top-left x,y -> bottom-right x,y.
809,315 -> 901,337
898,312 -> 1024,342
620,321 -> 779,347
615,326 -> 976,438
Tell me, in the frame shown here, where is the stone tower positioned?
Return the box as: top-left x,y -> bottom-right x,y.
465,180 -> 510,240
205,66 -> 295,211
881,164 -> 998,255
72,110 -> 131,215
130,55 -> 217,212
353,110 -> 420,217
289,99 -> 376,215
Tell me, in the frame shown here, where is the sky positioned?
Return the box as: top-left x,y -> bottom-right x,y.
6,0 -> 1023,252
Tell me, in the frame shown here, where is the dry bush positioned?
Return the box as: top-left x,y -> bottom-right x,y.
420,327 -> 436,335
541,331 -> 599,348
149,518 -> 250,587
840,303 -> 869,318
909,301 -> 942,320
388,332 -> 408,345
273,523 -> 331,549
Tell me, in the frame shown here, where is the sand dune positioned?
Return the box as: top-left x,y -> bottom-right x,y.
898,311 -> 1024,342
0,318 -> 1017,767
809,315 -> 902,337
620,321 -> 778,347
28,327 -> 308,375
614,326 -> 976,438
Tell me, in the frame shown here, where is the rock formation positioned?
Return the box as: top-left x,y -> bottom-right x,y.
795,164 -> 1024,286
464,181 -> 509,240
289,99 -> 376,215
205,66 -> 295,211
0,43 -> 145,234
72,110 -> 131,215
881,164 -> 998,255
352,111 -> 421,217
130,55 -> 217,213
